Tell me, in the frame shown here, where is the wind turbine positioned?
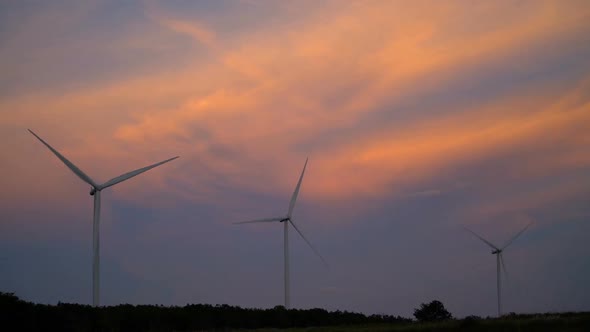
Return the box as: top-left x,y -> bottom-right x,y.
234,158 -> 327,309
28,129 -> 179,307
463,222 -> 533,317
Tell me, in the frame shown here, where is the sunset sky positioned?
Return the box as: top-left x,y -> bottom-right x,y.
1,0 -> 589,318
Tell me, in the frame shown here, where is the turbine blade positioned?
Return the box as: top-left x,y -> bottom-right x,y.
288,158 -> 308,217
289,219 -> 328,267
99,156 -> 179,190
28,129 -> 98,188
462,226 -> 499,251
501,221 -> 533,250
233,217 -> 283,224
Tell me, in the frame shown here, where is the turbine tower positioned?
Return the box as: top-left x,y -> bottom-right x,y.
234,158 -> 327,309
463,222 -> 532,317
28,129 -> 179,307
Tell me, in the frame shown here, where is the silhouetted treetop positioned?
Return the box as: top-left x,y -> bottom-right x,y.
413,299 -> 453,322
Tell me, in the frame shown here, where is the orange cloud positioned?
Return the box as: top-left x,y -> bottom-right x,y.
311,79 -> 590,197
1,0 -> 589,209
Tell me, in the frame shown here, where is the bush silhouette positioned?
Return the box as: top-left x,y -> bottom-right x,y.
413,300 -> 453,322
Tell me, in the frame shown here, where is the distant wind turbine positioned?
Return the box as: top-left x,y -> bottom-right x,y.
234,158 -> 327,309
463,222 -> 533,317
28,129 -> 179,307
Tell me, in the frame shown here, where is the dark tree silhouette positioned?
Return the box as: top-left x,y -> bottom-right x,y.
3,292 -> 590,331
413,300 -> 453,322
0,292 -> 411,331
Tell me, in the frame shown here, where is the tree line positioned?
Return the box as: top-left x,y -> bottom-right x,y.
4,292 -> 590,331
0,292 -> 411,331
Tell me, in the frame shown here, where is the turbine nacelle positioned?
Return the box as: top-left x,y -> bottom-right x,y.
492,249 -> 501,255
89,187 -> 98,196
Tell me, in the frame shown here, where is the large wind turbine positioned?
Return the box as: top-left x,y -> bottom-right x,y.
28,129 -> 179,307
234,158 -> 327,309
463,222 -> 533,317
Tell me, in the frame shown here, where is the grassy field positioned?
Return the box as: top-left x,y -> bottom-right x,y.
249,313 -> 590,332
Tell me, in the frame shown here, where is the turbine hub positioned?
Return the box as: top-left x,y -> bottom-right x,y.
89,187 -> 97,196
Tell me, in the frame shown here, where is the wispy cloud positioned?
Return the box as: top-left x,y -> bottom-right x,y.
2,1 -> 589,205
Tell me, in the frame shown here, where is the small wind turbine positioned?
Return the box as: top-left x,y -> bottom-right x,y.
28,129 -> 179,307
234,158 -> 327,309
463,222 -> 533,317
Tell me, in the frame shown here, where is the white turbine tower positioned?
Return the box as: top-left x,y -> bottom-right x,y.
463,222 -> 533,317
234,158 -> 327,309
28,129 -> 179,307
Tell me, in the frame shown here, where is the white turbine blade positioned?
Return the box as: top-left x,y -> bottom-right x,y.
289,219 -> 328,267
99,156 -> 179,190
501,221 -> 533,250
28,129 -> 98,188
462,226 -> 499,251
233,217 -> 283,224
287,157 -> 308,217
